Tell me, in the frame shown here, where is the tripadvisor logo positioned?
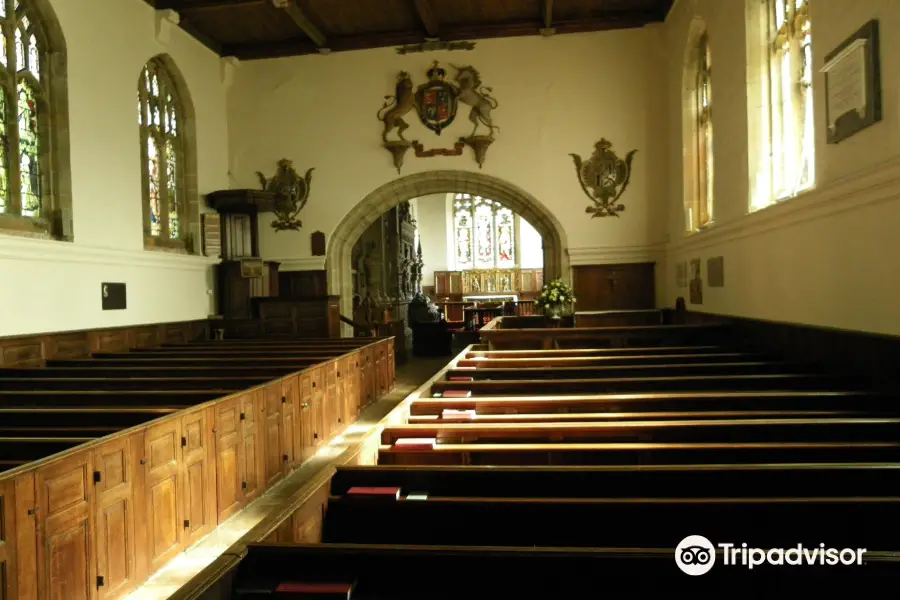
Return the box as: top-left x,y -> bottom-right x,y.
675,535 -> 867,575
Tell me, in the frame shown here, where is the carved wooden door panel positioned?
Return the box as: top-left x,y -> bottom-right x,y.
281,376 -> 299,473
298,373 -> 314,461
214,398 -> 243,524
361,347 -> 373,406
263,385 -> 283,488
35,450 -> 96,600
240,393 -> 264,503
335,359 -> 348,430
387,346 -> 395,389
143,419 -> 183,574
93,436 -> 137,600
181,408 -> 216,547
374,350 -> 384,398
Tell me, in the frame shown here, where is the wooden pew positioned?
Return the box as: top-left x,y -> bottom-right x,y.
320,494 -> 900,550
431,373 -> 839,395
465,345 -> 731,358
223,542 -> 899,598
444,361 -> 795,378
0,335 -> 397,600
330,463 -> 900,498
457,351 -> 767,367
478,322 -> 730,350
381,418 -> 900,445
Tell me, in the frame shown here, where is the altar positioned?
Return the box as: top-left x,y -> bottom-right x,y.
463,294 -> 517,304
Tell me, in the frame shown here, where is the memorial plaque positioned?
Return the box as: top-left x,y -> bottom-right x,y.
821,19 -> 881,144
707,256 -> 724,288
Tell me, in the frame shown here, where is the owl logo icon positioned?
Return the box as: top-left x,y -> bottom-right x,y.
676,535 -> 716,575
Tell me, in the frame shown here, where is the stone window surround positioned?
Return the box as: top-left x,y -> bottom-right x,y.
0,0 -> 72,242
139,54 -> 200,256
325,170 -> 569,324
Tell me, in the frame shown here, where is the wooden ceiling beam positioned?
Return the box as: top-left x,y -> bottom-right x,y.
273,0 -> 327,49
412,0 -> 440,37
224,11 -> 662,60
155,0 -> 263,10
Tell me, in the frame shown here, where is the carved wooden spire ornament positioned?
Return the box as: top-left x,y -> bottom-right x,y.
570,139 -> 637,217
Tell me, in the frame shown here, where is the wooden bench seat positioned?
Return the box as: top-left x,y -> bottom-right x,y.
0,375 -> 272,391
407,409 -> 873,424
432,373 -> 837,395
377,440 -> 900,465
126,347 -> 361,356
457,351 -> 766,367
330,463 -> 900,498
228,543 -> 898,597
444,362 -> 795,379
410,391 -> 890,414
0,364 -> 320,378
321,495 -> 900,550
49,356 -> 342,367
0,436 -> 97,463
0,389 -> 223,406
464,345 -> 729,358
91,349 -> 353,359
382,418 -> 900,445
0,406 -> 178,428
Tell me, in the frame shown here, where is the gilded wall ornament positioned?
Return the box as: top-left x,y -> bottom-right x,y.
376,62 -> 498,172
570,139 -> 637,218
255,158 -> 314,231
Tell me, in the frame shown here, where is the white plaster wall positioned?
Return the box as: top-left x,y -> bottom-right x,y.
662,0 -> 900,336
230,29 -> 669,270
0,0 -> 229,336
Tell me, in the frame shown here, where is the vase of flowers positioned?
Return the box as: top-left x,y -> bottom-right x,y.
534,279 -> 576,319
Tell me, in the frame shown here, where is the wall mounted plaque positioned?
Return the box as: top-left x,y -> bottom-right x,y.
707,256 -> 724,287
821,19 -> 881,144
688,258 -> 702,305
311,231 -> 326,256
101,283 -> 126,310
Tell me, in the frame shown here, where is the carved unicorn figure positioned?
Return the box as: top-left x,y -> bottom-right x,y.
450,64 -> 499,138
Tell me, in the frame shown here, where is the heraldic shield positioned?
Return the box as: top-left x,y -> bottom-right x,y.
570,138 -> 637,218
414,61 -> 458,135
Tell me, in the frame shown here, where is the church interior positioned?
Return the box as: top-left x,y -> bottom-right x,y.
1,0 -> 899,597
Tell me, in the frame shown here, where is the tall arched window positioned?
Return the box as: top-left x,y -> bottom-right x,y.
453,193 -> 515,270
138,58 -> 186,246
0,0 -> 66,237
751,0 -> 813,210
693,33 -> 713,229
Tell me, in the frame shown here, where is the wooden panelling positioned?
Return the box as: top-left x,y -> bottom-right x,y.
0,320 -> 208,368
572,263 -> 656,311
278,271 -> 327,300
0,337 -> 396,600
35,451 -> 97,600
0,476 -> 14,600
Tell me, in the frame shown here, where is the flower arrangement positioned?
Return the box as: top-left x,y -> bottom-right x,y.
534,278 -> 576,317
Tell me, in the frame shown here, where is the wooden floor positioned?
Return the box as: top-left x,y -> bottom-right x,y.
123,356 -> 448,600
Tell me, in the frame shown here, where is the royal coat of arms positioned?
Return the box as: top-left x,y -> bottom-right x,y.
377,61 -> 498,172
570,138 -> 637,218
414,62 -> 457,135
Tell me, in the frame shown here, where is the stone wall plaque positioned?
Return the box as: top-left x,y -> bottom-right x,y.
675,262 -> 687,288
311,231 -> 326,256
707,256 -> 724,287
821,19 -> 881,144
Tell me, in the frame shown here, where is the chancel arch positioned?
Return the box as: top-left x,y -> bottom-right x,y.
325,171 -> 569,324
137,54 -> 200,253
0,0 -> 71,240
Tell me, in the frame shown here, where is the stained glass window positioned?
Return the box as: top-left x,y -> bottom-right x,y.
138,58 -> 184,240
688,32 -> 713,231
453,194 -> 517,270
0,0 -> 51,220
758,0 -> 813,209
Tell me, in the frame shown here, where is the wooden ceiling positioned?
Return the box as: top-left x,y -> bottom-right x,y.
144,0 -> 675,60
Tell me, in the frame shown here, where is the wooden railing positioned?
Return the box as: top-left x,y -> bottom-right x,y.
0,337 -> 396,600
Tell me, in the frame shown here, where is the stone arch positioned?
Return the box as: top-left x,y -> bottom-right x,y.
138,53 -> 201,253
325,170 -> 569,321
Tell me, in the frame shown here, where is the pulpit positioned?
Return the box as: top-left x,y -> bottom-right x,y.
205,189 -> 281,320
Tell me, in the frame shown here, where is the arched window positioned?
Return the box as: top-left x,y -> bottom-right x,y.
750,0 -> 813,210
138,58 -> 186,247
453,193 -> 516,270
692,33 -> 713,229
0,0 -> 67,237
